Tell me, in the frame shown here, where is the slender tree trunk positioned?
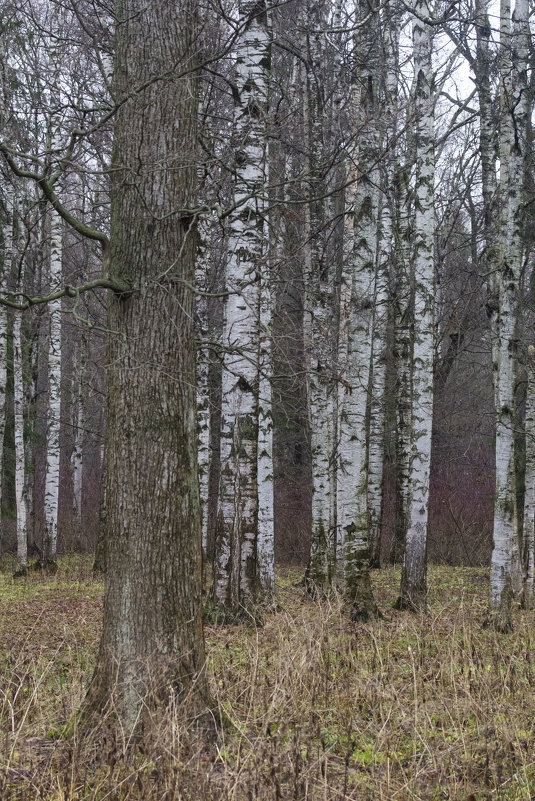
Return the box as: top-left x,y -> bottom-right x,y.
305,0 -> 334,592
196,219 -> 211,556
13,276 -> 28,574
488,0 -> 530,630
71,336 -> 85,549
337,0 -> 381,618
522,347 -> 535,608
369,7 -> 399,568
43,5 -> 64,566
368,200 -> 389,569
43,201 -> 62,565
0,189 -> 11,553
398,2 -> 435,612
389,8 -> 412,566
257,218 -> 274,596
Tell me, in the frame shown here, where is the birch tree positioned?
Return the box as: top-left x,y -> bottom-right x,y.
0,187 -> 11,552
522,345 -> 535,608
304,0 -> 335,592
43,174 -> 63,567
397,1 -> 436,611
487,0 -> 530,630
214,0 -> 274,612
10,194 -> 28,574
336,0 -> 381,618
389,7 -> 413,566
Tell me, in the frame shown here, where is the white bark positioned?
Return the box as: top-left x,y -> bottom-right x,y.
488,0 -> 530,629
257,238 -> 274,596
304,1 -> 333,589
307,284 -> 334,589
386,6 -> 412,564
523,347 -> 535,609
43,13 -> 64,564
71,337 -> 85,541
196,217 -> 211,554
399,3 -> 435,611
215,0 -> 272,609
0,188 -> 11,550
368,197 -> 390,568
43,183 -> 63,563
336,0 -> 381,616
12,202 -> 27,574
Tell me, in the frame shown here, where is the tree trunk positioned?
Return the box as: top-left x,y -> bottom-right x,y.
71,337 -> 85,550
214,0 -> 273,611
43,203 -> 62,565
0,188 -> 11,554
398,2 -> 435,612
196,219 -> 212,556
305,0 -> 334,592
522,347 -> 535,608
14,298 -> 28,574
488,0 -> 530,630
337,0 -> 381,618
81,0 -> 210,739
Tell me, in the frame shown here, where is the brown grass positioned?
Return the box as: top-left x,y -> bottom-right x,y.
1,558 -> 534,800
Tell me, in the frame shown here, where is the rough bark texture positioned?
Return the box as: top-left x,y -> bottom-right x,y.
82,0 -> 209,737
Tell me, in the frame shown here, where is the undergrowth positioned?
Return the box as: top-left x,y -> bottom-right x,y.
0,558 -> 534,799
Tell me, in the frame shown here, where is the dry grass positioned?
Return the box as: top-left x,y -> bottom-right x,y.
1,558 -> 535,799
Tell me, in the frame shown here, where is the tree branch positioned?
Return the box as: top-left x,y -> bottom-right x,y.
0,278 -> 131,311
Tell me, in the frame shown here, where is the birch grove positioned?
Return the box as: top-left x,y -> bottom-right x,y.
0,0 -> 533,639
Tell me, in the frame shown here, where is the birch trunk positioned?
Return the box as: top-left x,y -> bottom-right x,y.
304,0 -> 333,591
257,208 -> 274,595
196,218 -> 211,555
71,336 -> 85,548
398,3 -> 435,612
214,0 -> 272,610
0,189 -> 11,552
13,205 -> 27,575
371,5 -> 400,569
43,199 -> 62,565
336,0 -> 380,618
522,347 -> 535,609
43,13 -> 63,566
388,7 -> 412,565
488,0 -> 530,630
368,197 -> 390,569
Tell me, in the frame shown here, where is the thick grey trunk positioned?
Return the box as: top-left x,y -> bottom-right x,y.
82,0 -> 210,738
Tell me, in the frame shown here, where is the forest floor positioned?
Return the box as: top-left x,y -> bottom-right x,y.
0,558 -> 534,800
